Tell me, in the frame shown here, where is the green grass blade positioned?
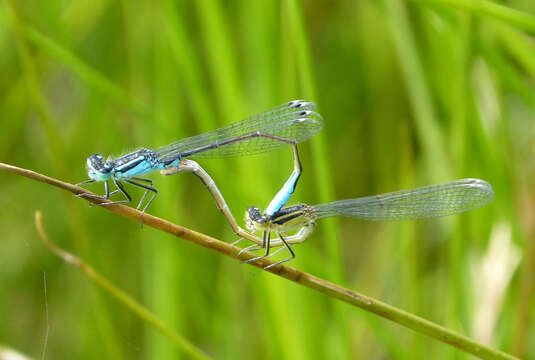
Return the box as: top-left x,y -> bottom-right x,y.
35,212 -> 212,360
21,25 -> 151,120
415,0 -> 535,34
162,0 -> 217,131
383,0 -> 449,181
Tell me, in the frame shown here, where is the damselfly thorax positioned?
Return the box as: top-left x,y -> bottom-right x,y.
246,204 -> 315,234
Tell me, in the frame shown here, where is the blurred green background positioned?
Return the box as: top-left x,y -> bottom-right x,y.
1,0 -> 534,358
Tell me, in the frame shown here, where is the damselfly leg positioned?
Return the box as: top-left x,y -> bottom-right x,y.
264,233 -> 295,269
124,177 -> 158,225
125,177 -> 158,213
75,179 -> 131,206
241,231 -> 271,264
239,231 -> 295,269
75,179 -> 96,186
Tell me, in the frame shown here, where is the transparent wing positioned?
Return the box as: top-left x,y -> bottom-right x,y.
312,179 -> 494,221
155,100 -> 323,162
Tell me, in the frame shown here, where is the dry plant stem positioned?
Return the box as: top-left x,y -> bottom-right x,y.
2,162 -> 517,360
34,211 -> 211,360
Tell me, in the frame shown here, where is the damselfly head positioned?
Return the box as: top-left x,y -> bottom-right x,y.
86,154 -> 113,181
245,206 -> 269,232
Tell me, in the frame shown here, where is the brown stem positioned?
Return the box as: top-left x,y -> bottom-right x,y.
1,162 -> 517,360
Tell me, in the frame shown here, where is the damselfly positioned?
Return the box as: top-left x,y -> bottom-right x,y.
76,100 -> 323,222
241,178 -> 494,268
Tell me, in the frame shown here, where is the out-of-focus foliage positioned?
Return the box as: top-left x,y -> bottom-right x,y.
0,0 -> 534,358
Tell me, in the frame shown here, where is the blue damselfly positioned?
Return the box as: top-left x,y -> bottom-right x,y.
76,100 -> 323,224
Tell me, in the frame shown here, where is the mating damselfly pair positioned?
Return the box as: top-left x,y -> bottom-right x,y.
76,100 -> 494,268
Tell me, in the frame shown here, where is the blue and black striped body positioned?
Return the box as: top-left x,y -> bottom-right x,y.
110,149 -> 179,179
86,149 -> 180,182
